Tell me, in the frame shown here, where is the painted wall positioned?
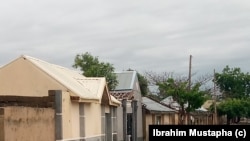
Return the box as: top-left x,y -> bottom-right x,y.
132,75 -> 143,141
116,106 -> 123,141
0,58 -> 65,97
0,58 -> 119,141
62,90 -> 115,141
0,110 -> 4,141
62,91 -> 80,139
0,106 -> 55,141
84,103 -> 103,138
143,113 -> 176,141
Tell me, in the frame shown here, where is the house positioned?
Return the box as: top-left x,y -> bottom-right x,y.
161,96 -> 213,125
110,70 -> 143,141
141,96 -> 177,141
0,55 -> 120,141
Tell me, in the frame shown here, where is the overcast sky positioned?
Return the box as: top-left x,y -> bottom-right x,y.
1,0 -> 250,78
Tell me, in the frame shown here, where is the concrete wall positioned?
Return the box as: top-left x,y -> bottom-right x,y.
132,76 -> 143,141
0,57 -> 65,96
0,106 -> 55,141
144,114 -> 153,141
0,58 -> 119,141
143,113 -> 176,141
84,102 -> 102,138
0,109 -> 4,141
61,90 -> 116,141
116,74 -> 144,141
62,91 -> 80,139
116,106 -> 123,141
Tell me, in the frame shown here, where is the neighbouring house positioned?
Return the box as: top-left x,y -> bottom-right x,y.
161,96 -> 214,125
110,70 -> 143,141
0,55 -> 120,141
141,96 -> 177,141
202,99 -> 222,124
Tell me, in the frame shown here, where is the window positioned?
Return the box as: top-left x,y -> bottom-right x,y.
155,115 -> 162,125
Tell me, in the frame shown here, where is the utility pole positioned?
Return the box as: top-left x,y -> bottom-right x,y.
213,69 -> 217,125
188,55 -> 192,90
187,55 -> 192,125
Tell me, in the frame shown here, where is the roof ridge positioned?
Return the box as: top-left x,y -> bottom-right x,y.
22,55 -> 77,71
22,55 -> 98,99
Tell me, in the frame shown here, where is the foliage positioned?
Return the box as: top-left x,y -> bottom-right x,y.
144,71 -> 212,100
157,77 -> 208,124
157,78 -> 207,112
217,98 -> 250,124
214,65 -> 250,99
217,98 -> 250,118
72,52 -> 118,90
137,72 -> 149,96
214,65 -> 250,124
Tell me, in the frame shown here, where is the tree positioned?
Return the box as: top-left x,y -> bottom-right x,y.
144,71 -> 176,99
137,72 -> 149,96
217,98 -> 250,124
214,65 -> 250,124
144,71 -> 212,100
72,52 -> 118,90
157,77 -> 208,125
215,65 -> 250,99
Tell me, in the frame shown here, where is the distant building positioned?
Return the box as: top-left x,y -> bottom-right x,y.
161,96 -> 213,125
142,96 -> 177,141
110,70 -> 143,141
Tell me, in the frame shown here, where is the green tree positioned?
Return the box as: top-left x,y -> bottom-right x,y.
217,98 -> 250,124
137,72 -> 149,96
214,65 -> 250,124
215,65 -> 250,99
157,78 -> 208,125
72,52 -> 118,90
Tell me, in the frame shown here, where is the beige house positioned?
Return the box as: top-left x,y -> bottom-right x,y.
142,96 -> 177,141
0,55 -> 120,141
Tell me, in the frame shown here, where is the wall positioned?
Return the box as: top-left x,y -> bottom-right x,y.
84,102 -> 103,140
116,106 -> 123,141
61,90 -> 110,141
0,109 -> 4,141
146,114 -> 153,141
132,76 -> 143,141
0,57 -> 66,97
0,106 -> 55,141
62,91 -> 79,139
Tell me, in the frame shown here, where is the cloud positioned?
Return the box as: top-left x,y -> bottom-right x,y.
0,0 -> 250,79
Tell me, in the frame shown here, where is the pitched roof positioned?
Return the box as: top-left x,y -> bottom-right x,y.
3,55 -> 120,106
142,97 -> 175,113
114,71 -> 137,90
161,96 -> 183,109
161,96 -> 207,112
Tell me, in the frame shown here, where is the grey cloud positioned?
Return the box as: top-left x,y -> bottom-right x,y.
1,0 -> 250,78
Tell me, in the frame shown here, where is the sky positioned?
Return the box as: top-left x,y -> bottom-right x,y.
1,0 -> 250,79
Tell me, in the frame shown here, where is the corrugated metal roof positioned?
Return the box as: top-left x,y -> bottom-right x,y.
161,96 -> 207,112
114,71 -> 136,90
142,97 -> 175,113
21,55 -> 120,105
161,96 -> 181,108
